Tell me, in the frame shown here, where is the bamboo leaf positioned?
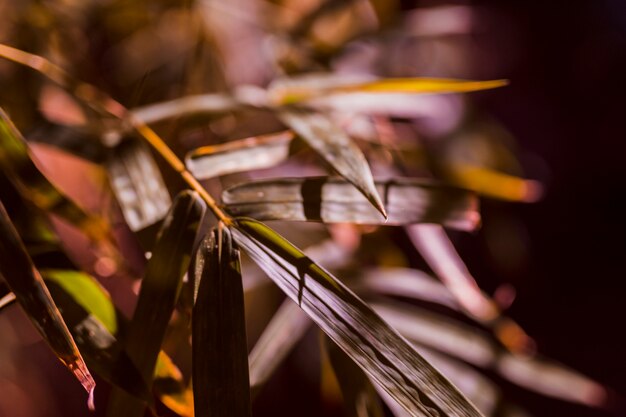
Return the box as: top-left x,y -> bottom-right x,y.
41,269 -> 152,402
0,202 -> 95,405
322,334 -> 385,417
231,217 -> 483,417
278,108 -> 387,218
0,108 -> 111,242
270,75 -> 507,105
223,177 -> 479,231
192,227 -> 251,417
106,139 -> 172,231
130,93 -> 242,125
372,300 -> 608,408
106,190 -> 205,417
248,298 -> 313,395
334,78 -> 508,95
448,164 -> 543,203
186,131 -> 294,180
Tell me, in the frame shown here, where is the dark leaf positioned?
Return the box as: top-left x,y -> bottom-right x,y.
106,191 -> 205,417
223,177 -> 479,231
192,227 -> 251,417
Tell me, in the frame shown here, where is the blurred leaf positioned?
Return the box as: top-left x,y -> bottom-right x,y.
41,269 -> 152,403
372,300 -> 608,408
154,353 -> 193,417
130,94 -> 243,125
249,298 -> 313,395
0,108 -> 111,243
272,76 -> 507,105
323,334 -> 385,417
448,164 -> 543,202
0,202 -> 95,403
106,139 -> 172,231
231,217 -> 482,417
106,191 -> 205,417
0,282 -> 16,311
278,108 -> 387,218
223,177 -> 479,230
352,267 -> 458,310
186,131 -> 294,180
192,227 -> 251,417
335,78 -> 508,95
406,225 -> 500,323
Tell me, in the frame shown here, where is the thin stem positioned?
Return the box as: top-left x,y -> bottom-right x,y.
0,43 -> 231,225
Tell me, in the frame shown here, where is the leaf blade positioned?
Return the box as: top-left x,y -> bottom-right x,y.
0,202 -> 95,402
192,227 -> 251,417
106,190 -> 205,417
232,218 -> 483,417
223,177 -> 479,230
278,108 -> 387,218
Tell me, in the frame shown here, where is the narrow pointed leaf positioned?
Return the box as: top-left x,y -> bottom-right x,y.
278,108 -> 387,218
448,164 -> 543,203
270,75 -> 507,104
192,227 -> 251,417
323,334 -> 385,417
186,131 -> 295,180
106,140 -> 172,231
41,269 -> 152,402
335,78 -> 508,95
223,177 -> 479,231
231,217 -> 482,417
0,108 -> 110,242
372,301 -> 608,408
249,298 -> 313,394
130,93 -> 242,125
107,191 -> 205,417
0,202 -> 95,402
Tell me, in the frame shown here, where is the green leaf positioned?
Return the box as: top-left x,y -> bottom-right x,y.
192,227 -> 251,417
278,108 -> 387,218
0,201 -> 95,403
106,190 -> 205,417
186,131 -> 294,180
231,217 -> 482,417
223,177 -> 480,231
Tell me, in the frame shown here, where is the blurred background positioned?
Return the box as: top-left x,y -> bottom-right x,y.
1,1 -> 625,417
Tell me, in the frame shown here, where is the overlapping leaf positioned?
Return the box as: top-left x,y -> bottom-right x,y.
231,217 -> 482,417
106,191 -> 205,417
223,177 -> 479,230
0,202 -> 95,403
278,108 -> 387,218
0,109 -> 111,242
